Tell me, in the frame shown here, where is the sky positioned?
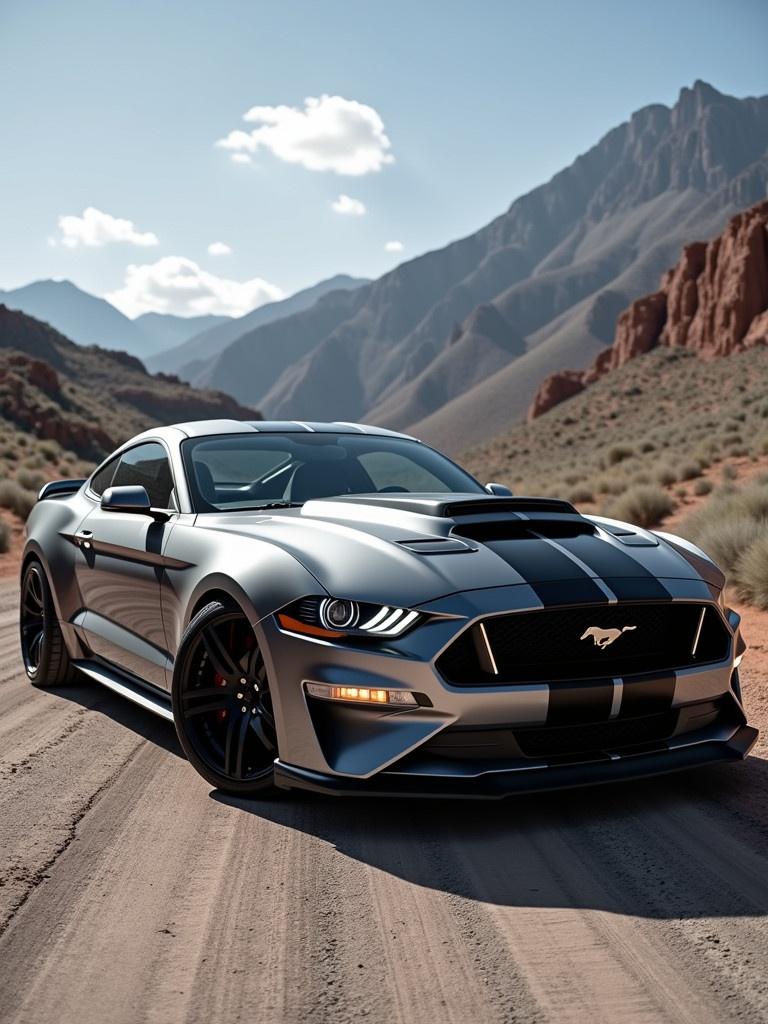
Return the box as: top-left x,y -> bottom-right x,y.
1,0 -> 767,319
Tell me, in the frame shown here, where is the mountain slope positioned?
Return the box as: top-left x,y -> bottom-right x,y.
195,81 -> 768,447
153,274 -> 369,379
0,304 -> 260,461
134,311 -> 229,353
0,279 -> 231,360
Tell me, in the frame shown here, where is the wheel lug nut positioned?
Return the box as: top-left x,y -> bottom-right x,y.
251,708 -> 257,715
240,677 -> 246,685
236,692 -> 243,700
241,706 -> 247,713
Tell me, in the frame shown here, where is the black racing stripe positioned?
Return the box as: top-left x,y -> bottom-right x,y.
607,578 -> 675,602
617,672 -> 676,717
557,534 -> 671,599
547,678 -> 615,725
483,537 -> 610,605
532,579 -> 611,607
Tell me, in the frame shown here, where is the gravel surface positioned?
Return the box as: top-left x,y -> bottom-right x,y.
1,580 -> 767,1024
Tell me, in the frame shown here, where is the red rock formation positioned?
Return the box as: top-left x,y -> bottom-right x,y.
527,370 -> 586,419
528,199 -> 768,419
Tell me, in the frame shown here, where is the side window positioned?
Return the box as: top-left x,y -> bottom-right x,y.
111,443 -> 175,509
90,456 -> 119,498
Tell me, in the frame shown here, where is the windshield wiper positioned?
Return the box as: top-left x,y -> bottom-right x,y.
233,501 -> 304,511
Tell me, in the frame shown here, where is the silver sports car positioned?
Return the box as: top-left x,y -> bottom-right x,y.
20,419 -> 757,797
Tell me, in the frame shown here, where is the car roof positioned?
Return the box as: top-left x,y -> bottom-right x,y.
126,419 -> 418,444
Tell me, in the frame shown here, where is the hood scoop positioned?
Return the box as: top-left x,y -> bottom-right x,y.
321,493 -> 577,518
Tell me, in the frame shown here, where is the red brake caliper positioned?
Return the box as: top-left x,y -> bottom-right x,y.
215,673 -> 228,720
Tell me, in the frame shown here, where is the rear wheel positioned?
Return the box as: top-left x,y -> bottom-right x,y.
172,601 -> 279,796
20,559 -> 75,687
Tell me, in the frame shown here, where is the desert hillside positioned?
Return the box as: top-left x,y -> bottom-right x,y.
0,304 -> 260,561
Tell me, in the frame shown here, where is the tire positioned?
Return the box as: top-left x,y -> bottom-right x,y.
172,601 -> 280,796
20,559 -> 75,687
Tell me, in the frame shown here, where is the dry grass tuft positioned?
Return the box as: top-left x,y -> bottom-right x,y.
605,485 -> 673,529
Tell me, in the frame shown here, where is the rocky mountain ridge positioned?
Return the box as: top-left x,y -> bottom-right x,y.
0,305 -> 259,459
529,199 -> 768,418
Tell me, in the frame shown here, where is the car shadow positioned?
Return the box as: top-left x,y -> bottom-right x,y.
213,754 -> 768,922
51,676 -> 768,922
50,678 -> 184,759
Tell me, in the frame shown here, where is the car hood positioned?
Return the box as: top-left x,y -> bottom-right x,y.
197,494 -> 723,607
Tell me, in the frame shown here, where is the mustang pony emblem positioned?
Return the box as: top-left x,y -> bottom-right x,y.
580,625 -> 637,649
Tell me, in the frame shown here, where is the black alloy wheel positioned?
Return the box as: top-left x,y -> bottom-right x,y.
172,601 -> 279,795
19,560 -> 75,687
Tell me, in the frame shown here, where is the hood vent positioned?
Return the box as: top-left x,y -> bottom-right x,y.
443,497 -> 576,518
453,519 -> 595,543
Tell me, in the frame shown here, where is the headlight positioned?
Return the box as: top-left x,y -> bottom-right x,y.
277,596 -> 421,639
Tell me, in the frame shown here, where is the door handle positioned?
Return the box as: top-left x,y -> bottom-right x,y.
75,530 -> 93,549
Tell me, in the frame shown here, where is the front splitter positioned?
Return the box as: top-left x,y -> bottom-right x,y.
273,725 -> 758,799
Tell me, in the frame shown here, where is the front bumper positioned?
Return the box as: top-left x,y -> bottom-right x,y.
257,582 -> 755,794
274,722 -> 758,798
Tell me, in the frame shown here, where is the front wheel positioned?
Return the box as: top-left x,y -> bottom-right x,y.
172,601 -> 280,796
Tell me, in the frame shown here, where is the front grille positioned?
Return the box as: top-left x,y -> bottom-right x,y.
437,602 -> 730,686
514,711 -> 678,758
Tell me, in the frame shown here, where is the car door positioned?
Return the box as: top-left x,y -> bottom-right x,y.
74,441 -> 177,688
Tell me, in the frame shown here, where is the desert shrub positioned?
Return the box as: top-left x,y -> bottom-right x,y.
21,453 -> 45,470
675,486 -> 687,498
655,465 -> 677,486
567,484 -> 594,504
605,485 -> 674,528
0,480 -> 37,519
15,468 -> 46,492
735,535 -> 768,609
722,464 -> 738,482
693,478 -> 714,496
38,440 -> 60,463
0,520 -> 9,554
606,444 -> 634,466
678,481 -> 768,596
639,441 -> 656,453
678,461 -> 703,481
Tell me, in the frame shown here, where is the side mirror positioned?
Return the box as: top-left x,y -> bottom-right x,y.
101,485 -> 152,514
485,482 -> 513,496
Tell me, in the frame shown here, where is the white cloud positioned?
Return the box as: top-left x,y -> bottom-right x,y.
216,94 -> 393,176
331,194 -> 366,216
57,206 -> 159,248
231,152 -> 252,164
207,241 -> 232,256
107,256 -> 283,318
384,240 -> 404,253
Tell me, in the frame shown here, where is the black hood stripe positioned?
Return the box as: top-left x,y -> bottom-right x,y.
481,536 -> 611,606
530,533 -> 617,602
554,532 -> 672,599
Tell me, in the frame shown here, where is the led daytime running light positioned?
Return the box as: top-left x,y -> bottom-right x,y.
305,682 -> 417,706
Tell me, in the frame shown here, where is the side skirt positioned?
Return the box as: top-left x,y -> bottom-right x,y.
73,659 -> 174,722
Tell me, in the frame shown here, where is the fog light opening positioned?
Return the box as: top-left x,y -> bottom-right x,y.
305,682 -> 417,706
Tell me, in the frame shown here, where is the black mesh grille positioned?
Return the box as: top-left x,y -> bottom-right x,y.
514,711 -> 678,758
437,603 -> 730,686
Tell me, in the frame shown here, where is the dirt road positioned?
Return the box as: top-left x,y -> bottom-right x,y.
1,579 -> 768,1024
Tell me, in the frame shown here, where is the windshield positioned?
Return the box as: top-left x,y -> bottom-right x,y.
181,432 -> 485,512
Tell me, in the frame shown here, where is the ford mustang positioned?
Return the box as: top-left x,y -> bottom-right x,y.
20,419 -> 757,797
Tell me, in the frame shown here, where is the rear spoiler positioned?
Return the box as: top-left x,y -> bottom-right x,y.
37,479 -> 87,501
